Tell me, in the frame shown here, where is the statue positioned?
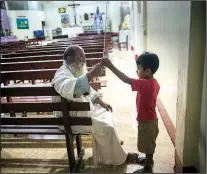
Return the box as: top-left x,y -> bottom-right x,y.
94,7 -> 104,34
121,13 -> 130,30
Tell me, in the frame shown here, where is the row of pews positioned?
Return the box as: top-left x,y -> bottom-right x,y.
1,34 -> 112,172
1,38 -> 44,54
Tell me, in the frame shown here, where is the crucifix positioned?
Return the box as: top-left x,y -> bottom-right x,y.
68,1 -> 80,25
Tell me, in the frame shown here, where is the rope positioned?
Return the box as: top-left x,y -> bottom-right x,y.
103,1 -> 108,54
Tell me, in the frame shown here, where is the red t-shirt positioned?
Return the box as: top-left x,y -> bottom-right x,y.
131,78 -> 160,122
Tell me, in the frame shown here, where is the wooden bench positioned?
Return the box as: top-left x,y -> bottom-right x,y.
55,39 -> 111,44
1,41 -> 27,53
48,41 -> 112,46
1,59 -> 103,72
1,48 -> 104,58
1,68 -> 104,88
56,35 -> 111,41
1,85 -> 92,172
15,45 -> 104,53
1,53 -> 103,62
21,44 -> 108,52
1,53 -> 103,65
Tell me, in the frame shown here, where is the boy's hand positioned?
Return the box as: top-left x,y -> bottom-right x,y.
91,63 -> 103,76
101,57 -> 113,68
87,63 -> 103,81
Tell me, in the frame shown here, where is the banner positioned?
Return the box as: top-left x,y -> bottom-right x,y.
16,18 -> 29,29
61,14 -> 69,28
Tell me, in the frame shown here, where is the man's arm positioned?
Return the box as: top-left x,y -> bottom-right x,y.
73,75 -> 90,98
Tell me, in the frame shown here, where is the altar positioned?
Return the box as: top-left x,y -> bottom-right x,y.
62,27 -> 84,38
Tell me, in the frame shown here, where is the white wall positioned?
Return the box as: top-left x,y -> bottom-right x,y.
199,47 -> 206,173
108,1 -> 121,32
43,1 -> 121,32
6,1 -> 122,39
7,10 -> 45,39
146,1 -> 191,126
133,1 -> 143,55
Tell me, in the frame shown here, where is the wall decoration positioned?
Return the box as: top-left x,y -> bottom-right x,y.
16,17 -> 29,29
84,13 -> 89,21
59,8 -> 66,13
93,7 -> 104,32
61,14 -> 69,28
90,13 -> 94,19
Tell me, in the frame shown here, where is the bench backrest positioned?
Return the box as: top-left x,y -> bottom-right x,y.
63,35 -> 111,41
47,42 -> 111,46
1,68 -> 104,89
1,85 -> 92,126
15,45 -> 104,53
55,39 -> 111,44
1,52 -> 103,63
1,59 -> 102,71
2,48 -> 104,58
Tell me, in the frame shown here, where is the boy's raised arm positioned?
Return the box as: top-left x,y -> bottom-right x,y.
101,58 -> 132,85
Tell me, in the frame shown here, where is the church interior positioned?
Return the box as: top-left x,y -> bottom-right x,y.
0,1 -> 206,173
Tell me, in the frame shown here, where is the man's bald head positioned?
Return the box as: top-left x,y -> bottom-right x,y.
63,45 -> 85,65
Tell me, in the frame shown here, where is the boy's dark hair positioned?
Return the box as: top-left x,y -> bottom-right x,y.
136,52 -> 159,74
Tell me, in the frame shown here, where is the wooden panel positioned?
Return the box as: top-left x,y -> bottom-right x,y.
1,117 -> 92,125
2,48 -> 103,58
1,128 -> 64,135
26,44 -> 105,50
1,85 -> 58,96
1,60 -> 63,71
1,102 -> 90,112
1,69 -> 105,83
1,69 -> 57,81
1,59 -> 102,71
15,45 -> 104,53
1,84 -> 101,97
1,55 -> 62,63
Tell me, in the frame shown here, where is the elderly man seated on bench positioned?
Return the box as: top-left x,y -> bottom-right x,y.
51,45 -> 142,165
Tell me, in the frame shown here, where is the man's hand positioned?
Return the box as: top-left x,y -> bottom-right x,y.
87,63 -> 103,81
101,57 -> 113,68
94,97 -> 113,112
100,101 -> 113,112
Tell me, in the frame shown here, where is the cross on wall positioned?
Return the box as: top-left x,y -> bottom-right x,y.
68,1 -> 80,25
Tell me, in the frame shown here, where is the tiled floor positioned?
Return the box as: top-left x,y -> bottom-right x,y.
1,49 -> 175,173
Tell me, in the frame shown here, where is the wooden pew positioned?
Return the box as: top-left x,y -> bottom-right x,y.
51,41 -> 112,46
1,48 -> 104,58
16,44 -> 109,53
1,68 -> 103,104
49,39 -> 112,44
1,52 -> 103,62
55,35 -> 111,42
1,68 -> 104,90
15,45 -> 104,53
1,59 -> 103,72
1,54 -> 62,63
1,85 -> 91,172
55,39 -> 111,44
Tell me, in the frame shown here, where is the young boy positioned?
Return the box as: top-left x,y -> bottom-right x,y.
101,52 -> 160,173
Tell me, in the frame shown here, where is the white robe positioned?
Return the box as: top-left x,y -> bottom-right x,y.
51,64 -> 127,165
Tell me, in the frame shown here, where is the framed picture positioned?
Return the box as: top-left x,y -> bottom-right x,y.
59,8 -> 66,13
16,18 -> 29,29
61,14 -> 69,28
